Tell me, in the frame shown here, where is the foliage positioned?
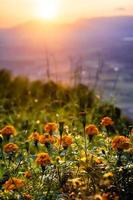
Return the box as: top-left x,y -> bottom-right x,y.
0,69 -> 133,200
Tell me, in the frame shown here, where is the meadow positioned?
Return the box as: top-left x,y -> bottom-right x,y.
0,69 -> 133,200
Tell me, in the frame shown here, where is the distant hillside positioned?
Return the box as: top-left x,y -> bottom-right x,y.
0,16 -> 133,45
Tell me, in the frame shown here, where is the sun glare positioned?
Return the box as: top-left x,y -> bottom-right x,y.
36,0 -> 59,21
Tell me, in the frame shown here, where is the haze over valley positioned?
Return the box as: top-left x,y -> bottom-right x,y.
0,16 -> 133,117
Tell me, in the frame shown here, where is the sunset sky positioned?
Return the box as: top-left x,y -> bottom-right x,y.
0,0 -> 133,28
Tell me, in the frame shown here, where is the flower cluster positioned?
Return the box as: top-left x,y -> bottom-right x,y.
35,153 -> 51,167
85,124 -> 99,136
101,117 -> 114,126
112,136 -> 130,150
24,171 -> 32,179
28,131 -> 40,142
3,143 -> 19,154
1,125 -> 16,137
39,134 -> 55,145
60,135 -> 73,149
44,122 -> 57,134
3,177 -> 24,191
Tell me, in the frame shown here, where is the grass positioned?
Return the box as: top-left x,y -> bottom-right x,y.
0,69 -> 133,200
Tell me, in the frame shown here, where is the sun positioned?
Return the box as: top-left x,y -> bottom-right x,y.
36,0 -> 59,21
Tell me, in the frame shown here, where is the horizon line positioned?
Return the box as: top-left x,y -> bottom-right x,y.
1,14 -> 133,30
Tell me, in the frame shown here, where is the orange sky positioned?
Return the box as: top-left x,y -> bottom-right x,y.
0,0 -> 133,28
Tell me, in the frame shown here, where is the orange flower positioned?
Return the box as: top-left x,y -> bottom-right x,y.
102,193 -> 110,200
1,125 -> 16,136
85,124 -> 99,136
3,143 -> 19,154
35,153 -> 51,166
28,131 -> 40,142
61,135 -> 73,148
39,134 -> 55,145
112,136 -> 130,150
24,171 -> 32,179
94,158 -> 103,165
101,117 -> 114,126
44,122 -> 57,133
3,177 -> 24,191
23,194 -> 32,200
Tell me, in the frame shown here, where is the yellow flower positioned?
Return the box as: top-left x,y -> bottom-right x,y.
99,172 -> 114,188
3,143 -> 19,154
93,194 -> 103,200
35,153 -> 51,166
3,178 -> 24,191
39,134 -> 55,144
1,125 -> 16,137
85,124 -> 99,136
44,122 -> 57,133
101,117 -> 114,126
0,134 -> 3,143
28,131 -> 40,142
60,135 -> 73,148
103,172 -> 113,178
112,136 -> 130,150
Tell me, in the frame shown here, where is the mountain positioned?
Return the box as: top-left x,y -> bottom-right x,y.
1,16 -> 133,45
0,16 -> 133,75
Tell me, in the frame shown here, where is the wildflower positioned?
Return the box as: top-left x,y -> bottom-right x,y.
101,117 -> 114,126
1,125 -> 16,136
60,135 -> 73,149
85,124 -> 99,141
24,171 -> 32,179
28,131 -> 40,142
3,143 -> 19,154
39,134 -> 54,145
103,172 -> 113,179
112,136 -> 130,165
102,193 -> 110,200
23,194 -> 32,200
35,152 -> 51,167
1,125 -> 16,141
55,156 -> 62,163
28,130 -> 40,149
112,136 -> 130,151
3,177 -> 24,191
94,158 -> 103,165
85,124 -> 99,136
44,122 -> 57,134
100,172 -> 113,187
